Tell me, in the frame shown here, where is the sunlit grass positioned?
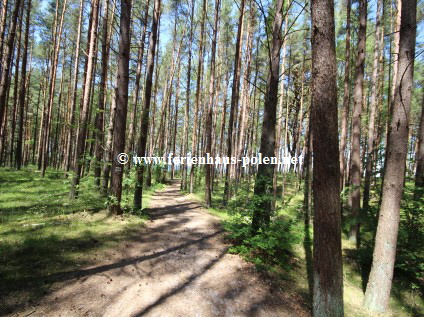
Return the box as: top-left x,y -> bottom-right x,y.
0,166 -> 160,313
185,170 -> 423,317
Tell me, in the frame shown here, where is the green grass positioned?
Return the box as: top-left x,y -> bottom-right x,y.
185,171 -> 423,317
0,167 -> 160,314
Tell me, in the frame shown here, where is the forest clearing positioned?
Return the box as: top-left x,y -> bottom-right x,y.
0,0 -> 423,316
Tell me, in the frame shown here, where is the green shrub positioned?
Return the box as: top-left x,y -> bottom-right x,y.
224,213 -> 300,270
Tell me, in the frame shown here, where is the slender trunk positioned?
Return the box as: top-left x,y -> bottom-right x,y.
171,59 -> 181,179
363,0 -> 382,210
348,0 -> 367,246
364,0 -> 417,311
108,0 -> 132,214
0,0 -> 22,142
339,0 -> 351,191
273,11 -> 289,209
126,0 -> 150,159
251,0 -> 284,232
41,0 -> 68,176
181,0 -> 195,190
414,90 -> 424,200
0,0 -> 9,72
133,0 -> 161,209
101,90 -> 116,195
189,0 -> 206,193
205,0 -> 220,207
9,4 -> 23,166
223,0 -> 245,203
69,0 -> 99,198
94,0 -> 110,187
65,0 -> 84,172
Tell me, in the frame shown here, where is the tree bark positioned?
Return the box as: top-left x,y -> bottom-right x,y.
108,0 -> 132,214
0,0 -> 21,141
41,0 -> 68,176
181,0 -> 195,191
126,0 -> 150,160
223,0 -> 245,203
414,90 -> 424,200
205,0 -> 220,207
311,0 -> 344,315
69,0 -> 99,198
363,0 -> 382,210
339,0 -> 351,191
251,0 -> 284,232
65,0 -> 84,173
189,0 -> 206,193
348,0 -> 367,246
364,0 -> 417,311
93,0 -> 111,187
133,0 -> 161,210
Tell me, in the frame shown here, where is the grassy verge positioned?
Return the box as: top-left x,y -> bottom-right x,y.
0,167 -> 160,314
184,173 -> 423,317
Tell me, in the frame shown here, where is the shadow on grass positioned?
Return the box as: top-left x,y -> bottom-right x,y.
0,226 -> 144,315
344,247 -> 423,317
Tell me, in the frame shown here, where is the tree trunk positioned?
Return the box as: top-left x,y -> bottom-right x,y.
0,0 -> 21,140
363,0 -> 382,210
223,0 -> 245,203
251,0 -> 284,232
126,0 -> 150,160
93,0 -> 111,187
364,0 -> 417,311
108,0 -> 132,214
9,3 -> 23,166
101,90 -> 116,196
69,0 -> 99,198
348,0 -> 367,246
181,0 -> 195,191
133,0 -> 161,210
65,0 -> 84,172
205,0 -> 220,207
189,0 -> 206,193
414,90 -> 424,200
41,0 -> 68,176
0,0 -> 9,72
311,0 -> 344,315
339,0 -> 351,191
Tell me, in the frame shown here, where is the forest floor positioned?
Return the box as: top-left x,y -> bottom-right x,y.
8,180 -> 310,317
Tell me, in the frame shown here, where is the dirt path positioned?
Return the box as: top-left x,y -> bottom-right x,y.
14,181 -> 309,317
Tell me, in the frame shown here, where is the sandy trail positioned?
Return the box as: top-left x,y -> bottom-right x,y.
13,181 -> 309,317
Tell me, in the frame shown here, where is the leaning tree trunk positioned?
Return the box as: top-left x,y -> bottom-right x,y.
108,0 -> 132,214
348,0 -> 367,246
251,0 -> 284,232
311,0 -> 344,316
364,0 -> 417,312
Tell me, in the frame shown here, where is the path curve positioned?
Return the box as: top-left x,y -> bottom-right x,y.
14,181 -> 309,317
